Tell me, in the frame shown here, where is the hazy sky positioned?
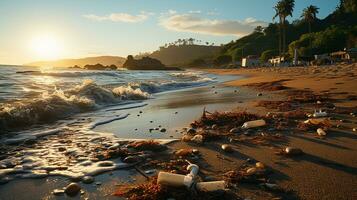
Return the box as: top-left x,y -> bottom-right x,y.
0,0 -> 339,65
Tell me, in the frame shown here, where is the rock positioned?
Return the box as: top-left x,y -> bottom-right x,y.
187,128 -> 196,134
255,162 -> 265,169
257,93 -> 263,96
284,147 -> 303,156
160,128 -> 166,133
98,161 -> 114,167
211,124 -> 218,129
52,189 -> 65,195
261,183 -> 279,190
192,149 -> 199,154
64,183 -> 81,196
123,155 -> 142,163
82,176 -> 94,184
229,128 -> 239,133
221,144 -> 233,152
191,135 -> 203,144
181,134 -> 192,142
317,128 -> 327,136
58,147 -> 66,152
144,169 -> 156,174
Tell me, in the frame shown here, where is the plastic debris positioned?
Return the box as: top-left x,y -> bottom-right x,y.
317,128 -> 327,136
313,110 -> 328,117
242,119 -> 266,129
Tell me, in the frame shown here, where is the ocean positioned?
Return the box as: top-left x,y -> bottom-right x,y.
0,65 -> 216,132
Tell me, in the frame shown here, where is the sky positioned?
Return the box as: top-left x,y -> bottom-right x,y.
0,0 -> 339,65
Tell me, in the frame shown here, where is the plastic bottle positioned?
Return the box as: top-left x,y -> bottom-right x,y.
157,172 -> 194,187
195,181 -> 226,191
241,119 -> 266,129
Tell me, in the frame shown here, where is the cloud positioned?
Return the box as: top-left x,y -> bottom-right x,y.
83,12 -> 150,23
159,13 -> 267,36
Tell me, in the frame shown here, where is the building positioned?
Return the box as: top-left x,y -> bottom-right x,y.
268,56 -> 286,67
330,48 -> 357,62
242,55 -> 260,67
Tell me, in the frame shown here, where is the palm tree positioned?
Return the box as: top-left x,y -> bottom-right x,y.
301,5 -> 319,55
273,0 -> 295,57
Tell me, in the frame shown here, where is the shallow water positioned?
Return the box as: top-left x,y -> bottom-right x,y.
0,65 -> 241,184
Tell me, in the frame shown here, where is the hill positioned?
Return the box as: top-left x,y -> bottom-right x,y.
136,39 -> 221,66
216,0 -> 357,64
27,56 -> 126,68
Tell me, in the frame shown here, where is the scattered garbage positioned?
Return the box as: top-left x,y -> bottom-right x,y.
242,119 -> 266,129
317,128 -> 327,136
190,135 -> 203,144
313,110 -> 328,118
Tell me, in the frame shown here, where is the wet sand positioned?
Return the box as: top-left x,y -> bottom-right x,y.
1,64 -> 356,199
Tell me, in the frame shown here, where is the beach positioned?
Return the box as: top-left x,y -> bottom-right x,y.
0,64 -> 357,199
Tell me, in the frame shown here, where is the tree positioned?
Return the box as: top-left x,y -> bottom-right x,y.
260,49 -> 278,62
254,26 -> 264,33
273,0 -> 295,57
301,5 -> 319,56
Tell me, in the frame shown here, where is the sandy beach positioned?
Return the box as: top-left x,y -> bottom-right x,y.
1,64 -> 357,200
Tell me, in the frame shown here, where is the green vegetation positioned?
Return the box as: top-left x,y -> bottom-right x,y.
216,0 -> 357,64
123,55 -> 180,70
137,38 -> 220,66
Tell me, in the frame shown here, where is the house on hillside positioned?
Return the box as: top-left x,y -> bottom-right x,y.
242,55 -> 260,67
268,56 -> 287,67
330,48 -> 357,62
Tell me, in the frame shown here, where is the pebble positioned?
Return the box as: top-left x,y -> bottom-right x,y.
187,128 -> 196,134
160,128 -> 166,132
98,161 -> 114,167
221,144 -> 233,152
285,147 -> 303,156
257,93 -> 263,96
192,149 -> 199,154
123,155 -> 142,163
82,176 -> 94,184
58,147 -> 66,152
64,183 -> 81,196
191,135 -> 203,144
144,169 -> 156,174
353,128 -> 356,132
211,124 -> 218,129
95,182 -> 102,185
229,128 -> 239,133
255,162 -> 265,169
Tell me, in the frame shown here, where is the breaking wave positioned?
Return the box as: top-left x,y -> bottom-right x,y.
0,80 -> 149,130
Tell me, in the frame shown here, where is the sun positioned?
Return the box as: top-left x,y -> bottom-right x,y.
30,34 -> 63,60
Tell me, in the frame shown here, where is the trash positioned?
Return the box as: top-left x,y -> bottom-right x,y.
313,110 -> 328,117
221,144 -> 234,152
157,172 -> 194,188
242,119 -> 266,129
195,181 -> 226,192
317,128 -> 327,136
64,183 -> 81,196
246,167 -> 257,175
191,135 -> 203,144
52,189 -> 65,196
284,147 -> 303,156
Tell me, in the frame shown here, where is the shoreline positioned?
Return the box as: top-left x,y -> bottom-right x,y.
1,64 -> 356,199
